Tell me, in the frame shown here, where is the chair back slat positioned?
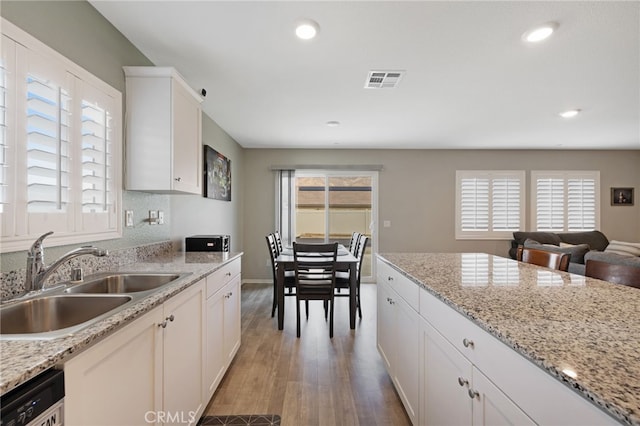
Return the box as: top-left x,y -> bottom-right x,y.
585,259 -> 640,288
348,232 -> 362,255
273,231 -> 284,254
293,242 -> 338,289
517,246 -> 570,272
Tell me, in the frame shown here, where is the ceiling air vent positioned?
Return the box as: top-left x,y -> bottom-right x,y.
365,70 -> 405,89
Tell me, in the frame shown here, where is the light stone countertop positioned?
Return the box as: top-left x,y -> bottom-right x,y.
0,251 -> 242,396
378,253 -> 640,426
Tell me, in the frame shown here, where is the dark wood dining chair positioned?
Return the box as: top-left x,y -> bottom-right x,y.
335,235 -> 368,319
347,232 -> 362,255
516,246 -> 571,272
293,242 -> 338,338
585,259 -> 640,289
266,233 -> 295,317
273,231 -> 284,254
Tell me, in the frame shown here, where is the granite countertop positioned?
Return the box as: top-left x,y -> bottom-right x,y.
378,252 -> 640,426
0,251 -> 242,396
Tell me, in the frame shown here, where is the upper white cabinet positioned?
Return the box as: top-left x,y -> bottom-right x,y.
123,67 -> 203,194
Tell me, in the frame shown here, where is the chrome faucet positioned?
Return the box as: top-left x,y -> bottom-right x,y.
25,232 -> 109,293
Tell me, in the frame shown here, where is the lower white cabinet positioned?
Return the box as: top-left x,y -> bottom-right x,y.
64,259 -> 243,426
377,271 -> 420,424
204,273 -> 241,398
65,280 -> 204,426
64,305 -> 163,426
422,319 -> 534,426
378,256 -> 619,426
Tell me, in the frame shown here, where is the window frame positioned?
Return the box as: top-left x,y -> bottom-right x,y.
455,170 -> 525,240
1,18 -> 122,253
531,170 -> 600,233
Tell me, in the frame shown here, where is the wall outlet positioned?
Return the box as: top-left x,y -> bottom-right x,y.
383,220 -> 392,228
149,210 -> 158,225
158,210 -> 165,225
125,210 -> 134,227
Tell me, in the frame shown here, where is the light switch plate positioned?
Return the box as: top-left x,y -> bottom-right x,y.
158,210 -> 165,225
149,210 -> 158,225
125,210 -> 134,227
383,220 -> 392,228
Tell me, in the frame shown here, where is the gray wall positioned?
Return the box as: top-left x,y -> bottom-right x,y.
0,1 -> 245,271
242,149 -> 640,281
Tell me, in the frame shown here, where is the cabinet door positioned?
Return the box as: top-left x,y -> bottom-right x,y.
171,79 -> 201,194
223,275 -> 241,364
163,281 -> 204,425
393,295 -> 420,424
471,369 -> 535,426
376,280 -> 395,372
64,307 -> 163,426
205,286 -> 225,397
423,321 -> 473,426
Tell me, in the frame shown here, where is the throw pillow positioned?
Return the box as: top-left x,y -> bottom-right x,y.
524,239 -> 591,264
604,240 -> 640,257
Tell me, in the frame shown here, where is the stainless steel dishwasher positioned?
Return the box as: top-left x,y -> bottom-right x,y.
0,369 -> 64,426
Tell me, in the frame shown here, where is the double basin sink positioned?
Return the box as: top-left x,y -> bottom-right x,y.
0,272 -> 189,339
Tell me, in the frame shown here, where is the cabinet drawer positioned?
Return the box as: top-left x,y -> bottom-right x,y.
377,259 -> 419,311
420,287 -> 484,364
206,258 -> 241,298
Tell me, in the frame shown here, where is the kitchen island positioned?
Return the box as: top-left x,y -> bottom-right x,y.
378,253 -> 640,426
0,251 -> 242,397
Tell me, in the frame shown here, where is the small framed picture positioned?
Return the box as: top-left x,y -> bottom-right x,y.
611,187 -> 634,206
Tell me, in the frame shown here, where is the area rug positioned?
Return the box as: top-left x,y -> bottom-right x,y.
198,414 -> 281,426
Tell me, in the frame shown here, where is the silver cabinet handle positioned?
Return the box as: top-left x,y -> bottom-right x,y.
457,377 -> 469,387
387,276 -> 394,281
468,389 -> 479,399
462,338 -> 475,348
167,314 -> 175,322
226,272 -> 232,276
159,321 -> 167,328
174,177 -> 182,182
225,292 -> 233,299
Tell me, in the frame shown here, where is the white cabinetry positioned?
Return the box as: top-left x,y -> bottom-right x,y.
377,261 -> 420,424
377,256 -> 619,426
162,282 -> 205,424
422,319 -> 534,426
123,66 -> 202,194
419,285 -> 618,426
204,258 -> 242,400
64,279 -> 206,426
64,306 -> 163,426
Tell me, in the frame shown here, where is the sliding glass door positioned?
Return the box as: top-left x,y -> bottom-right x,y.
290,171 -> 377,280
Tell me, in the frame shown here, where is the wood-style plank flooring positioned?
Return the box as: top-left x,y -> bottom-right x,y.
203,282 -> 411,426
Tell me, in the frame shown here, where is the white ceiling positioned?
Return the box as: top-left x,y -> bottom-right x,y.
89,1 -> 640,150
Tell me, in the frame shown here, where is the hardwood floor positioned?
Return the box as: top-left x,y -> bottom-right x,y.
203,282 -> 412,426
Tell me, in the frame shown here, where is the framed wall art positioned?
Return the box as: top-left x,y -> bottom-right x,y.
611,187 -> 634,206
204,146 -> 231,201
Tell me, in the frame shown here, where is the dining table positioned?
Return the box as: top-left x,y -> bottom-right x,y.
275,244 -> 359,330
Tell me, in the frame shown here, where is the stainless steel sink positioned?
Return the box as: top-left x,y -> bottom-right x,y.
64,273 -> 182,294
0,295 -> 132,336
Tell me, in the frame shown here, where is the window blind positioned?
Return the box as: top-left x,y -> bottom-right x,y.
532,171 -> 599,232
456,171 -> 524,239
81,98 -> 112,213
26,73 -> 70,213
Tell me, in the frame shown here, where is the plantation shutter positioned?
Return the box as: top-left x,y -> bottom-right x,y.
567,178 -> 596,231
22,50 -> 75,235
460,177 -> 489,231
456,171 -> 524,239
532,171 -> 599,232
0,36 -> 13,237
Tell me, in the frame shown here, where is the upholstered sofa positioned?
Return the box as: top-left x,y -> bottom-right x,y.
509,230 -> 640,275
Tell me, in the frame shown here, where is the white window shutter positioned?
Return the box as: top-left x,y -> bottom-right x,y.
532,171 -> 599,233
456,171 -> 524,239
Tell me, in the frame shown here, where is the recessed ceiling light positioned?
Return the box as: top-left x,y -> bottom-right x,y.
522,22 -> 558,43
559,109 -> 581,118
295,19 -> 320,40
326,121 -> 340,127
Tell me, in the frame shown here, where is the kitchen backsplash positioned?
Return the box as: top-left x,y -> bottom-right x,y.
0,241 -> 173,300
